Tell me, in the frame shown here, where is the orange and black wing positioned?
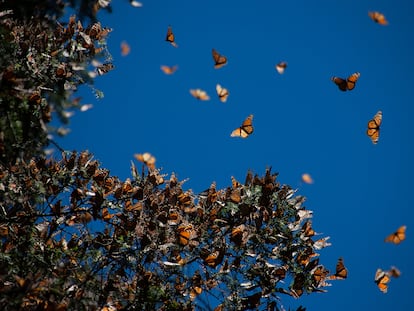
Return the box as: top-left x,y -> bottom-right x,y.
166,26 -> 178,47
160,65 -> 178,75
384,225 -> 406,244
346,72 -> 360,91
369,11 -> 389,25
212,48 -> 228,69
230,115 -> 254,138
331,76 -> 347,91
366,111 -> 382,144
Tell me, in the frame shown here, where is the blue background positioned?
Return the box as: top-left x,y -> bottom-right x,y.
56,1 -> 414,310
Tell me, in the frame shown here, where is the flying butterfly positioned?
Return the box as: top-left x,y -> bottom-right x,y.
275,61 -> 287,74
328,257 -> 348,280
369,11 -> 388,25
301,173 -> 314,184
384,225 -> 406,244
212,48 -> 228,69
165,26 -> 178,47
96,62 -> 114,75
366,110 -> 382,144
331,72 -> 360,91
190,88 -> 210,101
375,269 -> 391,293
120,41 -> 130,56
216,84 -> 229,103
160,65 -> 178,75
230,115 -> 254,138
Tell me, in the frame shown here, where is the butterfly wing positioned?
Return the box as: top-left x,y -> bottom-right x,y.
190,89 -> 210,101
346,72 -> 360,90
331,76 -> 347,91
161,65 -> 178,75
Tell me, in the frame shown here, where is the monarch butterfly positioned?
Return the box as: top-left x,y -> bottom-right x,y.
120,41 -> 130,56
275,61 -> 287,74
375,269 -> 391,293
165,26 -> 178,47
329,257 -> 348,280
212,48 -> 228,69
384,225 -> 406,244
216,84 -> 229,102
368,11 -> 388,25
312,265 -> 330,287
134,152 -> 156,169
177,224 -> 194,246
302,220 -> 315,237
130,0 -> 143,7
301,173 -> 314,184
331,72 -> 360,91
230,115 -> 254,138
97,62 -> 114,75
366,110 -> 382,144
190,88 -> 210,101
160,65 -> 178,75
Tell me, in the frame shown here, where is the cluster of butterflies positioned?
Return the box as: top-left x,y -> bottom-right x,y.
331,71 -> 383,144
375,225 -> 406,293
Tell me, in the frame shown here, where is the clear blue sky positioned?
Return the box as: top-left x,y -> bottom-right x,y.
56,1 -> 414,310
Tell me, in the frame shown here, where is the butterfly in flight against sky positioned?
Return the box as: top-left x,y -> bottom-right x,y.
384,225 -> 406,244
275,61 -> 287,74
368,11 -> 389,25
328,257 -> 348,280
120,41 -> 130,56
190,89 -> 210,101
216,84 -> 229,103
160,65 -> 178,75
375,268 -> 391,293
165,26 -> 178,47
230,115 -> 254,138
212,48 -> 228,69
331,72 -> 360,91
366,111 -> 382,144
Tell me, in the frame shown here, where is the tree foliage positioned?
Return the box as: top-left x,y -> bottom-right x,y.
0,1 -> 341,310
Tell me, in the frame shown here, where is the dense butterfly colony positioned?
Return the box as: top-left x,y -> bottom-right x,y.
0,150 -> 340,310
